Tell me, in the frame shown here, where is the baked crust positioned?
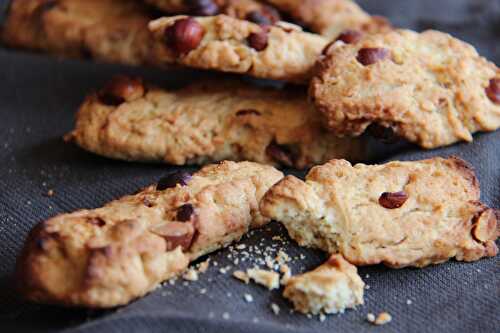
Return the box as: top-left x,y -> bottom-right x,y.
283,254 -> 364,314
2,0 -> 155,65
68,76 -> 368,169
261,157 -> 498,268
17,161 -> 283,308
310,29 -> 500,148
144,0 -> 278,21
265,0 -> 390,39
149,15 -> 328,83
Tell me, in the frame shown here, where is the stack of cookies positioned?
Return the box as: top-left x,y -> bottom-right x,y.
3,0 -> 499,317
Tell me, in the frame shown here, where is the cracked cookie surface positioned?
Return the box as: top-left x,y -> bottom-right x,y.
311,29 -> 500,149
265,0 -> 390,39
68,76 -> 368,169
2,0 -> 155,65
149,15 -> 328,83
261,157 -> 498,268
283,254 -> 364,315
17,161 -> 283,308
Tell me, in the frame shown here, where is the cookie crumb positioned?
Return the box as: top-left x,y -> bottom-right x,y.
244,293 -> 253,303
233,270 -> 250,284
183,268 -> 199,281
276,250 -> 290,264
197,259 -> 210,273
247,268 -> 280,290
47,189 -> 55,197
219,266 -> 231,274
270,303 -> 280,315
368,312 -> 392,325
279,264 -> 292,285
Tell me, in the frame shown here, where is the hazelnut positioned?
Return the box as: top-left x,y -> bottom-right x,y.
336,30 -> 363,44
265,141 -> 296,167
151,222 -> 195,251
176,204 -> 195,222
379,191 -> 408,209
472,209 -> 497,243
157,171 -> 192,191
247,31 -> 269,51
164,17 -> 205,54
98,76 -> 144,106
187,0 -> 219,16
485,78 -> 500,104
357,47 -> 390,66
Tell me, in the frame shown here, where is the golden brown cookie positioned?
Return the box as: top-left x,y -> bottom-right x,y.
2,0 -> 155,65
144,0 -> 282,25
283,254 -> 364,315
149,15 -> 328,83
67,76 -> 368,169
17,161 -> 283,308
311,29 -> 500,148
264,0 -> 390,39
261,157 -> 498,268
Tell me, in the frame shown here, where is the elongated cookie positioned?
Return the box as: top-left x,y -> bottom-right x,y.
311,29 -> 500,149
283,254 -> 364,315
264,0 -> 390,39
144,0 -> 282,25
149,15 -> 328,83
261,157 -> 499,268
2,0 -> 156,65
67,76 -> 368,169
17,161 -> 283,308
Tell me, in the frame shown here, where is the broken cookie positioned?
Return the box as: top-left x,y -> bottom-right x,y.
17,161 -> 283,308
261,157 -> 499,268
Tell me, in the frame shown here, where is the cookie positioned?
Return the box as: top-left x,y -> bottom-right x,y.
2,0 -> 155,65
283,254 -> 364,315
260,157 -> 499,268
17,161 -> 283,307
144,0 -> 282,25
310,29 -> 500,149
67,76 -> 368,169
149,15 -> 328,83
265,0 -> 390,39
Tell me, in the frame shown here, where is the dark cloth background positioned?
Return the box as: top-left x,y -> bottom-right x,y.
0,1 -> 499,332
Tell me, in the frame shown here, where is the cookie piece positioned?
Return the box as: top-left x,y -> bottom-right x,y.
144,0 -> 281,25
311,29 -> 500,149
67,76 -> 367,169
17,161 -> 283,308
265,0 -> 390,39
260,157 -> 499,268
2,0 -> 155,65
149,15 -> 328,83
283,254 -> 364,315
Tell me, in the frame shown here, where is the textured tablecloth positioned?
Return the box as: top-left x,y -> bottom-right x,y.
0,1 -> 499,332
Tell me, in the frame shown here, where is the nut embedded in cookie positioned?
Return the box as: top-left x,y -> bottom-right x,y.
260,157 -> 499,268
70,77 -> 369,168
148,15 -> 328,83
1,0 -> 157,66
16,161 -> 283,308
310,29 -> 500,149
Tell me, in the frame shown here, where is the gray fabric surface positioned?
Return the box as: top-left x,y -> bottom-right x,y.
0,1 -> 499,332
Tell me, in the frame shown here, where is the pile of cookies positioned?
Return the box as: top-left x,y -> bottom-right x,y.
3,0 -> 499,318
